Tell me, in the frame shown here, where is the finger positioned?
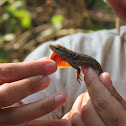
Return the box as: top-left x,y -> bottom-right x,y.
82,67 -> 126,126
68,94 -> 86,126
0,75 -> 50,108
81,92 -> 106,126
0,93 -> 66,125
71,113 -> 85,126
71,93 -> 84,114
29,119 -> 71,126
62,113 -> 71,120
100,72 -> 126,109
0,58 -> 57,84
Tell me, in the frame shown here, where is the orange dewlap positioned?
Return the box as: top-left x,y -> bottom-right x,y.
50,52 -> 71,68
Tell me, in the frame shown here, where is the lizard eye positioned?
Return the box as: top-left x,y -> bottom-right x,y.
56,46 -> 61,50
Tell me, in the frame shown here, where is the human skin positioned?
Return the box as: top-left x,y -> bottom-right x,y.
63,67 -> 126,126
0,57 -> 70,126
1,0 -> 126,125
62,1 -> 126,125
107,0 -> 126,23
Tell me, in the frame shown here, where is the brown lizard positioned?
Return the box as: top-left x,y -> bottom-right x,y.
49,44 -> 103,83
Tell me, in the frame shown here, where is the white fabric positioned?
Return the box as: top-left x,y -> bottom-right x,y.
22,26 -> 126,120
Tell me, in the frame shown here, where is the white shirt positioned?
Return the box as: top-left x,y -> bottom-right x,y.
22,26 -> 126,120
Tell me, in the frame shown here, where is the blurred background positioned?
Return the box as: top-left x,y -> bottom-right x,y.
0,0 -> 120,63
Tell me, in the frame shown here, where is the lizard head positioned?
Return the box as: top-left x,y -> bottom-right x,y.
49,44 -> 67,55
49,44 -> 74,60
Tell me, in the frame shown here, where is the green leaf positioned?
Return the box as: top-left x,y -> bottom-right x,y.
51,15 -> 64,24
13,9 -> 31,28
21,16 -> 31,28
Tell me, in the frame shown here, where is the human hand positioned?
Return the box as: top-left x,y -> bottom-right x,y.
0,57 -> 70,126
63,67 -> 126,126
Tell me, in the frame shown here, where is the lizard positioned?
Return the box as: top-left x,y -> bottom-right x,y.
49,44 -> 103,84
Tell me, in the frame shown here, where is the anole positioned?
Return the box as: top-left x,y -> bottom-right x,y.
49,44 -> 103,83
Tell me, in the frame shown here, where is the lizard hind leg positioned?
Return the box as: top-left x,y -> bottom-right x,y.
75,68 -> 82,84
68,62 -> 82,84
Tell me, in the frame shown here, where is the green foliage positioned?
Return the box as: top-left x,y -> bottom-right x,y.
0,48 -> 8,63
51,15 -> 64,30
103,0 -> 110,8
84,18 -> 115,31
0,0 -> 32,62
1,0 -> 32,33
0,35 -> 4,44
0,0 -> 114,62
51,15 -> 64,24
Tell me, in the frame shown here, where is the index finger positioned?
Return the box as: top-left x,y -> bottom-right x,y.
0,58 -> 57,84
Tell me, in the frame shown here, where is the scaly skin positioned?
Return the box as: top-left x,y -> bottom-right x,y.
50,44 -> 103,83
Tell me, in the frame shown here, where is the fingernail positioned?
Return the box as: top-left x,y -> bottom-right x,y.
55,93 -> 66,106
41,76 -> 50,89
45,60 -> 57,73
